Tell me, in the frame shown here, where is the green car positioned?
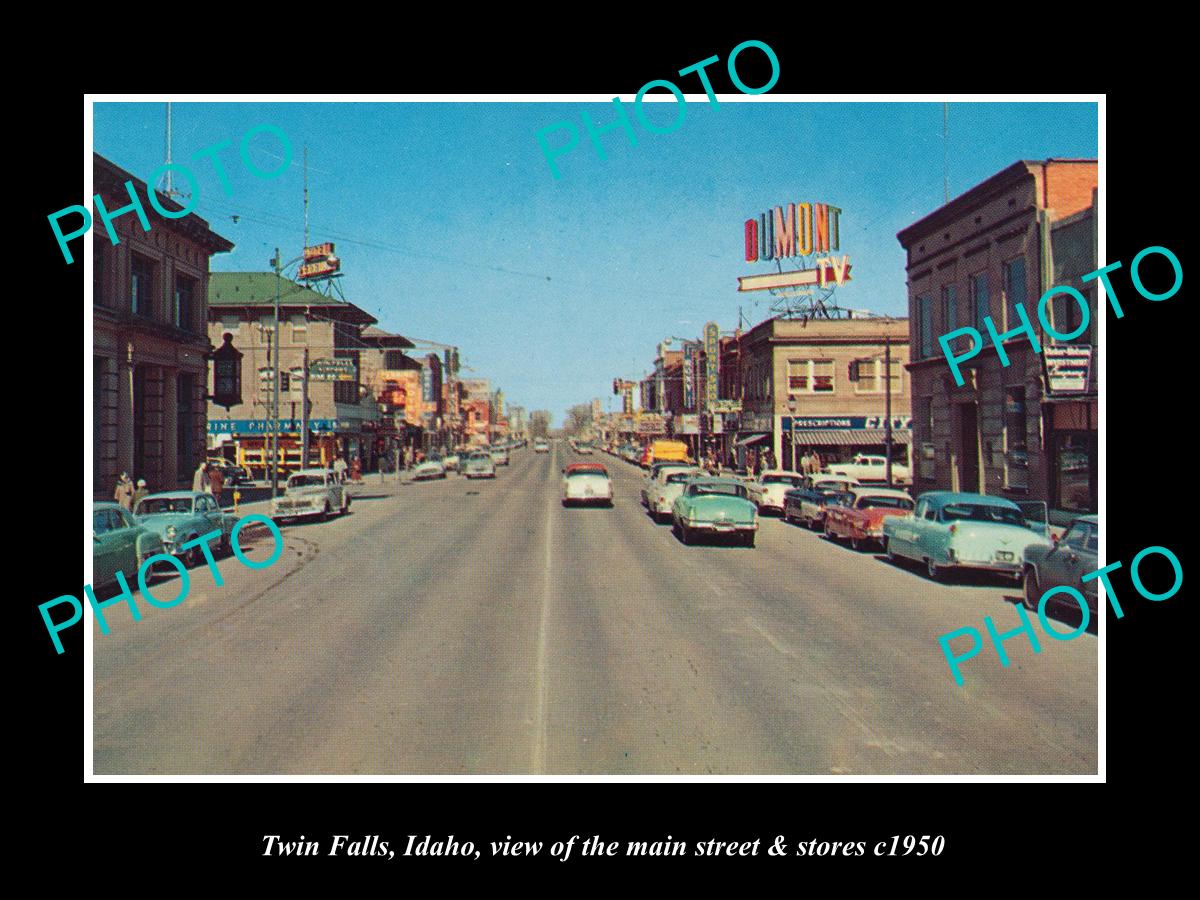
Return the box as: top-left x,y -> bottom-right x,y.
670,477 -> 759,547
92,501 -> 165,589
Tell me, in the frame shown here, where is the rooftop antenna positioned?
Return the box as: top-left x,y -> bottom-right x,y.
157,102 -> 190,202
303,145 -> 309,252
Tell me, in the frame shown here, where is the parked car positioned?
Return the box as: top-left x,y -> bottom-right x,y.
562,462 -> 613,507
641,461 -> 696,507
745,470 -> 805,515
93,501 -> 166,588
783,475 -> 859,528
490,446 -> 511,466
647,467 -> 704,523
412,456 -> 448,480
272,469 -> 350,521
826,453 -> 911,485
1022,514 -> 1099,618
671,477 -> 758,547
463,451 -> 497,479
882,491 -> 1052,582
575,441 -> 595,455
205,457 -> 250,485
822,487 -> 914,551
134,491 -> 239,565
442,451 -> 461,472
534,439 -> 550,453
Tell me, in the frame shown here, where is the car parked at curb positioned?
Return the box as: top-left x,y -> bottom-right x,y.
412,456 -> 448,481
135,491 -> 239,564
822,487 -> 914,551
882,491 -> 1052,582
1022,514 -> 1099,618
93,501 -> 166,588
745,470 -> 805,515
671,477 -> 758,546
272,469 -> 350,521
783,475 -> 859,528
490,446 -> 510,466
647,466 -> 705,522
562,462 -> 613,507
641,461 -> 697,508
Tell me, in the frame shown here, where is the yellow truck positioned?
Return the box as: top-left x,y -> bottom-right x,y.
649,439 -> 691,465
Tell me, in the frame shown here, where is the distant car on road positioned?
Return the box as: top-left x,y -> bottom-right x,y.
826,453 -> 911,485
442,451 -> 461,472
534,439 -> 550,453
562,462 -> 613,507
490,446 -> 510,466
745,470 -> 804,515
93,501 -> 165,588
671,477 -> 758,547
412,457 -> 448,481
882,491 -> 1051,582
575,441 -> 595,455
822,487 -> 914,551
272,469 -> 350,522
463,451 -> 497,479
1022,514 -> 1099,618
135,491 -> 239,564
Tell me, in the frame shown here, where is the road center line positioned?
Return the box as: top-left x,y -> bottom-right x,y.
532,463 -> 553,773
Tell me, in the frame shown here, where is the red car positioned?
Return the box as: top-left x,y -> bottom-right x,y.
823,488 -> 914,551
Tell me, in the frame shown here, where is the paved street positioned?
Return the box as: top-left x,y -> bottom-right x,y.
94,443 -> 1096,775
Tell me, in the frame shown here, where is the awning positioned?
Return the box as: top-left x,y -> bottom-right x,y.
734,433 -> 770,448
789,428 -> 912,446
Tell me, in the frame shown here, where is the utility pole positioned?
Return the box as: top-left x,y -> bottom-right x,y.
301,346 -> 310,469
271,247 -> 282,503
885,330 -> 894,488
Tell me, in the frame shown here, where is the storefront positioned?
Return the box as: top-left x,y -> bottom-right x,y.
782,415 -> 912,472
208,418 -> 356,480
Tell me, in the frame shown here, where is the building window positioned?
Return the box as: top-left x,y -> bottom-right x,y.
1004,387 -> 1028,490
971,272 -> 989,329
220,314 -> 241,333
334,380 -> 359,404
175,275 -> 196,332
917,295 -> 934,359
1051,285 -> 1093,345
94,238 -> 110,308
941,284 -> 957,334
787,359 -> 833,394
854,358 -> 903,395
1002,257 -> 1027,332
131,254 -> 155,318
291,314 -> 308,339
177,373 -> 194,482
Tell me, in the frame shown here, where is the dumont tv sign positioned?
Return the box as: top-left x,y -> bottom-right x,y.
739,201 -> 852,293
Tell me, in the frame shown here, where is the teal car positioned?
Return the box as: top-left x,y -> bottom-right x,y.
134,491 -> 238,566
93,501 -> 165,588
670,476 -> 759,547
881,491 -> 1052,582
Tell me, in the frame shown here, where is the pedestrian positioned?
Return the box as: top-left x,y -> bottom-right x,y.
350,456 -> 362,483
800,450 -> 811,475
132,478 -> 149,510
114,472 -> 134,510
333,454 -> 348,484
812,450 -> 822,473
192,461 -> 208,492
208,464 -> 225,506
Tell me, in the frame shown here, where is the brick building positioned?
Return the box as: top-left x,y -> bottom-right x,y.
897,159 -> 1098,517
728,316 -> 911,472
92,153 -> 234,499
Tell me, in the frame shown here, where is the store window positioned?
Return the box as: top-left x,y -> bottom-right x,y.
1003,387 -> 1028,490
1054,431 -> 1096,513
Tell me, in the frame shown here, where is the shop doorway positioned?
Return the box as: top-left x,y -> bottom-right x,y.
957,402 -> 980,493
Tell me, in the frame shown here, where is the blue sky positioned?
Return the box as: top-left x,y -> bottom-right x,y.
94,100 -> 1097,424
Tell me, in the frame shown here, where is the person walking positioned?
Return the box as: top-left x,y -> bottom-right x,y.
208,464 -> 225,506
132,478 -> 149,510
333,454 -> 348,484
801,450 -> 812,476
114,472 -> 134,510
192,461 -> 208,493
811,450 -> 823,473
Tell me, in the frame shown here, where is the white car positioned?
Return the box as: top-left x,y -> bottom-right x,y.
640,461 -> 696,508
745,470 -> 805,515
272,469 -> 349,522
534,440 -> 550,453
412,458 -> 447,481
826,453 -> 911,485
647,467 -> 704,522
562,463 -> 613,507
443,452 -> 461,472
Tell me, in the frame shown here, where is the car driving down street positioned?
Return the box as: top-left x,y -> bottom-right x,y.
562,462 -> 613,507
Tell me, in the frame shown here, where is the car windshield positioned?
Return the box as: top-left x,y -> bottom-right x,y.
469,453 -> 490,462
136,498 -> 193,515
762,475 -> 801,485
690,483 -> 746,499
567,467 -> 607,477
940,503 -> 1026,526
289,475 -> 326,488
666,472 -> 697,484
858,495 -> 914,510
